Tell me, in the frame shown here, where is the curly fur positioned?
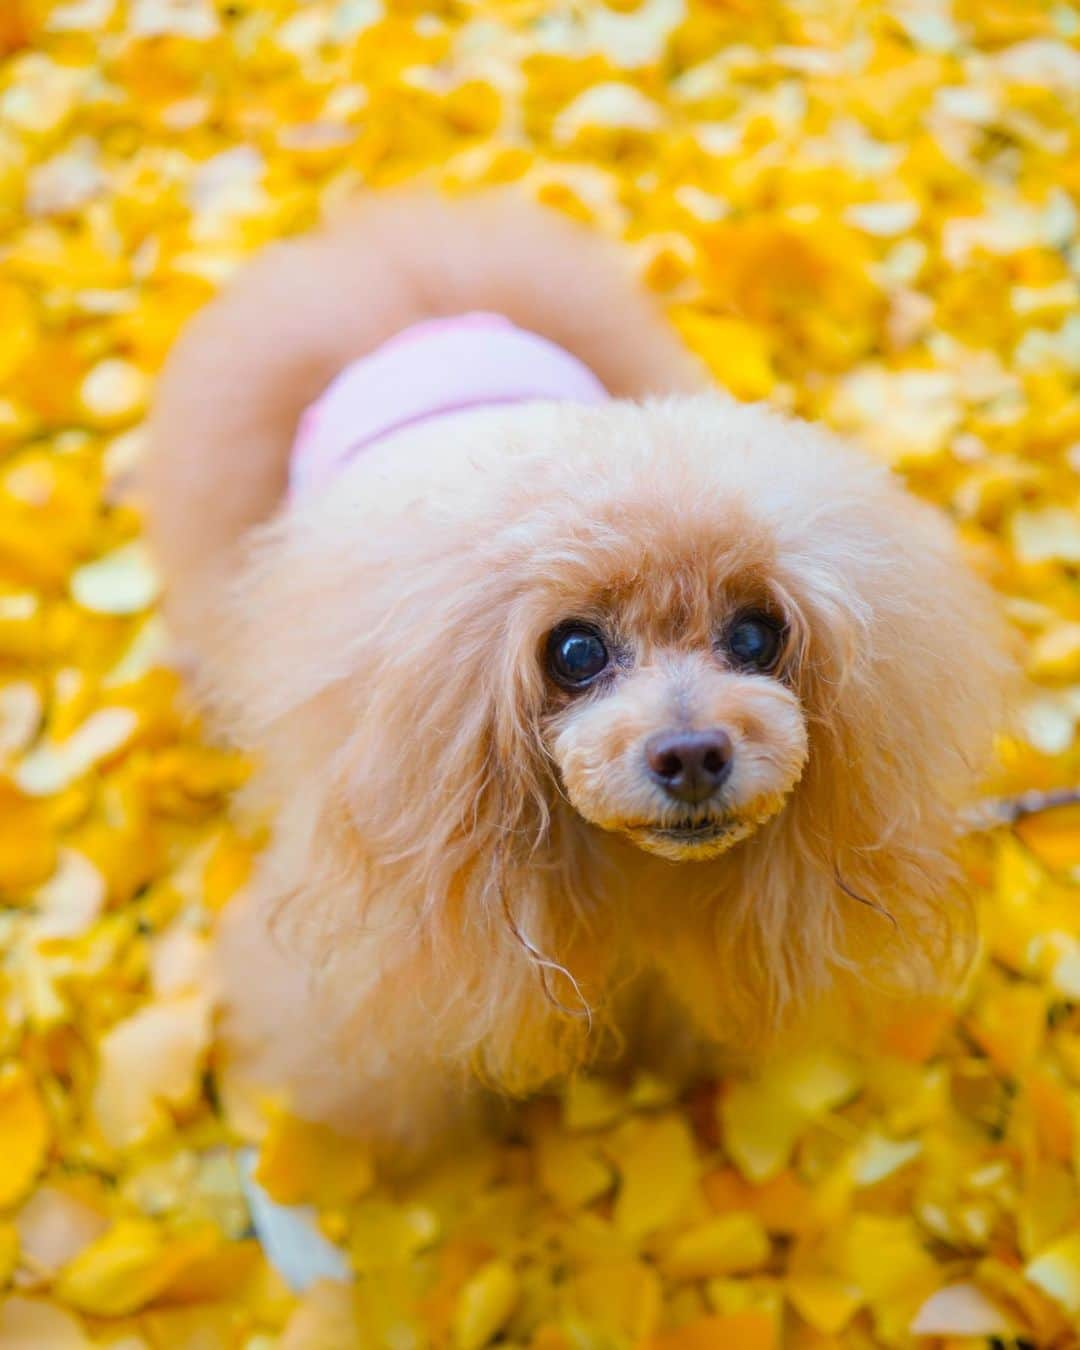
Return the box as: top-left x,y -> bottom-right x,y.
145,190 -> 1011,1157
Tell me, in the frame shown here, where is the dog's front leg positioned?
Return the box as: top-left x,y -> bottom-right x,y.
213,888 -> 493,1166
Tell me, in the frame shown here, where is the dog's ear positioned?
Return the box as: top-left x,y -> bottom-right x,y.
336,580 -> 553,912
202,496 -> 602,1088
753,485 -> 1014,1011
200,494 -> 554,914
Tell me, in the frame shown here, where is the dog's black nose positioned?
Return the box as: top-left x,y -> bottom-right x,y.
646,730 -> 733,804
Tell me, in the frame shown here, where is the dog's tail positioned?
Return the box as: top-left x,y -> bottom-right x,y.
144,189 -> 704,646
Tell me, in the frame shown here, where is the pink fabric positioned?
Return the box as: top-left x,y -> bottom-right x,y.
289,312 -> 609,498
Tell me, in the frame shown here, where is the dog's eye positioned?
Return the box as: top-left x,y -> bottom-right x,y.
723,612 -> 784,672
547,624 -> 610,689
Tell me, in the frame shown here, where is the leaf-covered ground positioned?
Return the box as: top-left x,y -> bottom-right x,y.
0,1 -> 1079,1346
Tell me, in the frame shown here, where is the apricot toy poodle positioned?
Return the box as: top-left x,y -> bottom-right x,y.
146,191 -> 1010,1159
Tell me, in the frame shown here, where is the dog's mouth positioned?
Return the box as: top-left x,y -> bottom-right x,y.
626,814 -> 746,861
651,818 -> 730,842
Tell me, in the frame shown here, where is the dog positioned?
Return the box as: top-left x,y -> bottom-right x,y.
146,190 -> 1010,1159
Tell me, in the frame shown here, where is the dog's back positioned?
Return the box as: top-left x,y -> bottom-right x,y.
145,191 -> 703,648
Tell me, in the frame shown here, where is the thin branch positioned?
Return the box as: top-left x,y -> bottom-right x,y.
964,786 -> 1080,833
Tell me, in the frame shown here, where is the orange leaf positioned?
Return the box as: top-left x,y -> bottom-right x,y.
702,1167 -> 817,1235
0,1065 -> 50,1208
651,1311 -> 776,1350
1023,1070 -> 1075,1164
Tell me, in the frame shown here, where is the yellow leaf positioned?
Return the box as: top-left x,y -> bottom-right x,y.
563,1076 -> 625,1131
139,1303 -> 255,1349
660,1214 -> 771,1281
787,1273 -> 862,1334
1025,1233 -> 1080,1317
0,280 -> 37,385
606,1113 -> 698,1240
0,1223 -> 18,1285
54,1218 -> 218,1317
162,1237 -> 264,1303
0,785 -> 55,895
840,1215 -> 936,1303
1015,801 -> 1080,871
203,825 -> 257,910
0,1065 -> 49,1208
967,983 -> 1047,1076
766,1050 -> 862,1116
700,217 -> 882,374
255,1110 -> 375,1208
672,311 -> 777,400
719,1051 -> 861,1183
1016,1162 -> 1078,1260
535,1126 -> 614,1210
349,1200 -> 440,1271
452,1259 -> 518,1350
977,1256 -> 1072,1346
704,1276 -> 782,1322
720,1079 -> 801,1184
570,1259 -> 661,1342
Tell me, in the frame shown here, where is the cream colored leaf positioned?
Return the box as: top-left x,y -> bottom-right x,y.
16,1185 -> 108,1281
70,541 -> 159,616
31,849 -> 105,939
92,993 -> 213,1148
0,1298 -> 91,1349
15,707 -> 137,795
910,1282 -> 1017,1335
1025,1234 -> 1080,1317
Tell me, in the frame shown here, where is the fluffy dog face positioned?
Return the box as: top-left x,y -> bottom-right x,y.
217,394 -> 1011,1063
542,587 -> 809,862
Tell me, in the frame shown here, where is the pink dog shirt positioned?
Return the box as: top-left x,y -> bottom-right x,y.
289,312 -> 610,498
